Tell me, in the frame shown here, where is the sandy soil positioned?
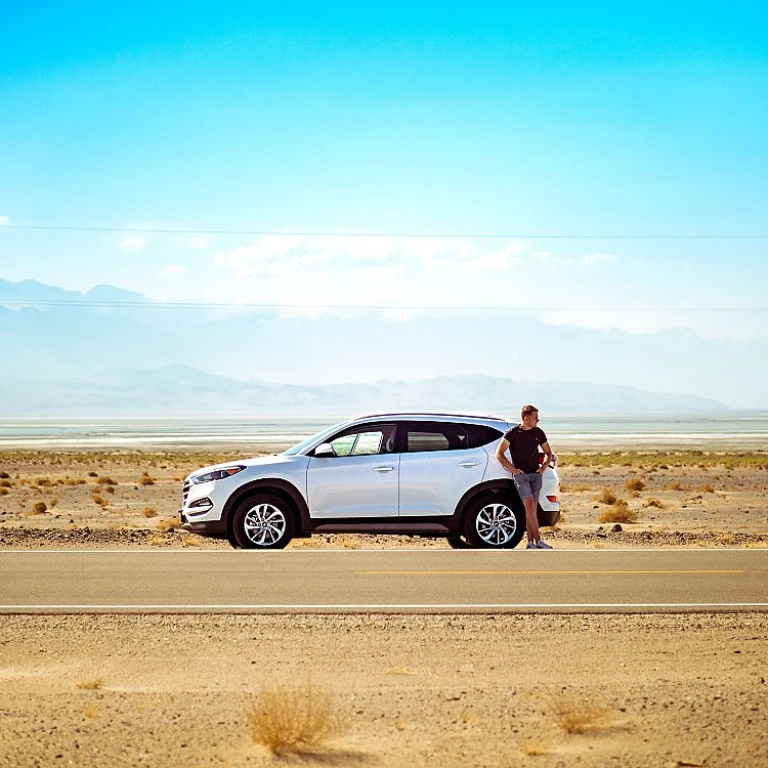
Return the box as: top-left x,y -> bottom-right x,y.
1,450 -> 766,767
0,613 -> 766,767
1,450 -> 766,549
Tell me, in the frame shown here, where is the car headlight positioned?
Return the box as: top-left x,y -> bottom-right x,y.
191,465 -> 246,484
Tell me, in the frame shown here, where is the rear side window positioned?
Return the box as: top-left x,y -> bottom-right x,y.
463,424 -> 504,448
404,422 -> 468,453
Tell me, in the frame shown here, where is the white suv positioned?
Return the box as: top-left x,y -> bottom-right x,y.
179,413 -> 560,550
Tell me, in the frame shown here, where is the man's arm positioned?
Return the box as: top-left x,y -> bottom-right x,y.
495,438 -> 522,475
537,440 -> 553,474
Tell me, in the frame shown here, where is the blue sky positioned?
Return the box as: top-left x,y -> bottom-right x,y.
1,1 -> 766,338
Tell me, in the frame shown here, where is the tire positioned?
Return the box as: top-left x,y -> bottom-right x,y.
232,493 -> 295,550
463,494 -> 525,549
446,534 -> 471,550
225,525 -> 242,550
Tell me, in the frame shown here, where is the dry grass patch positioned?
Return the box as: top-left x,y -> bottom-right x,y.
139,472 -> 155,486
81,704 -> 100,719
245,682 -> 346,758
625,478 -> 645,492
594,488 -> 618,505
32,501 -> 47,515
666,480 -> 687,491
598,500 -> 638,523
547,693 -> 612,734
520,740 -> 550,756
0,479 -> 12,488
157,518 -> 181,532
91,493 -> 108,508
97,476 -> 117,485
76,677 -> 105,690
644,497 -> 665,509
142,506 -> 158,518
700,483 -> 716,493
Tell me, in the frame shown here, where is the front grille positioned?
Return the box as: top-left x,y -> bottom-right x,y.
182,480 -> 191,506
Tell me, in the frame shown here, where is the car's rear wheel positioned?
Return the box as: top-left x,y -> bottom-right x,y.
463,494 -> 524,549
232,494 -> 295,549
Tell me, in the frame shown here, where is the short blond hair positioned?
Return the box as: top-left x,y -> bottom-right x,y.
521,404 -> 538,418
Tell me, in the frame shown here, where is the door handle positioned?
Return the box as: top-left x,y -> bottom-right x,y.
372,466 -> 396,472
458,461 -> 480,468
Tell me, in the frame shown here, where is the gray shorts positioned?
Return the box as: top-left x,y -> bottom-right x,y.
513,472 -> 542,502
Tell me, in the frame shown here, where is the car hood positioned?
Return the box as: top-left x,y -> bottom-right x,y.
185,453 -> 305,482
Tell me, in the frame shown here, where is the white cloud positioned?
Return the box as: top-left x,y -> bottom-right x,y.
161,264 -> 187,276
0,215 -> 11,226
118,235 -> 148,253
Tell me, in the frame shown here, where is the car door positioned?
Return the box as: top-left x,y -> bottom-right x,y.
306,423 -> 399,518
398,421 -> 488,517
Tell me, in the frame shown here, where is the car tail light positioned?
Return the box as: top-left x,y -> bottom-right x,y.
546,495 -> 558,503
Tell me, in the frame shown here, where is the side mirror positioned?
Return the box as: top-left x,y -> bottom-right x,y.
313,443 -> 336,458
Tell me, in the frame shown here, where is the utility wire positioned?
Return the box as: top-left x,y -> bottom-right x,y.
2,224 -> 767,239
2,299 -> 767,312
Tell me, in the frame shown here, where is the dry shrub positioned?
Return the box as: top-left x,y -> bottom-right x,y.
644,497 -> 665,509
142,506 -> 158,518
625,479 -> 645,492
666,481 -> 686,491
548,693 -> 612,734
140,473 -> 155,486
521,741 -> 549,756
569,485 -> 591,493
32,501 -> 47,515
246,682 -> 345,757
598,500 -> 638,523
0,471 -> 9,479
97,476 -> 117,485
81,704 -> 100,719
76,677 -> 104,690
717,532 -> 736,545
91,493 -> 107,507
88,471 -> 98,478
0,487 -> 7,496
35,477 -> 52,487
700,484 -> 716,493
594,488 -> 618,505
0,479 -> 12,488
157,518 -> 181,532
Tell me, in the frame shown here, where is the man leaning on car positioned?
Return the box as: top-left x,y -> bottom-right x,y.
495,404 -> 554,550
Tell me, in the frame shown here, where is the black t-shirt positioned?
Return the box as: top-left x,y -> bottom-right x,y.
503,425 -> 548,473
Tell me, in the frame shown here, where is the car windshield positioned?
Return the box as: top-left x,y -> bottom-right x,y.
282,421 -> 347,456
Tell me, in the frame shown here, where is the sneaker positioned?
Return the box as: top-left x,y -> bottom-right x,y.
536,540 -> 553,550
526,541 -> 538,549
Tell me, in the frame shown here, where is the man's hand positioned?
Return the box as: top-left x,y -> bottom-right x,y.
511,468 -> 523,476
536,466 -> 546,475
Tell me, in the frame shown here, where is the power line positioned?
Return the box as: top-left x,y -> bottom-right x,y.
2,299 -> 767,312
2,224 -> 767,239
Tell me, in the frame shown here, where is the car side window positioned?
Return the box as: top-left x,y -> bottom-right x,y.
404,422 -> 468,453
328,425 -> 396,457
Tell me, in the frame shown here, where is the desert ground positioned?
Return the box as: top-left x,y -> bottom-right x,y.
0,449 -> 767,548
1,449 -> 766,766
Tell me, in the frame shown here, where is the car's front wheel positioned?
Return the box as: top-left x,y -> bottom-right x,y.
463,494 -> 524,549
232,494 -> 295,549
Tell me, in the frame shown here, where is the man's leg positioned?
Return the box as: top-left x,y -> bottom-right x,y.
524,496 -> 540,544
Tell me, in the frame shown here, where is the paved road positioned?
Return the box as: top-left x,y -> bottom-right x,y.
1,549 -> 766,613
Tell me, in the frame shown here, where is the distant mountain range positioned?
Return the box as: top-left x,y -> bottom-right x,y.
0,365 -> 727,416
0,278 -> 763,412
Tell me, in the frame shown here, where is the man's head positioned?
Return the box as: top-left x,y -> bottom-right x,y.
521,404 -> 540,428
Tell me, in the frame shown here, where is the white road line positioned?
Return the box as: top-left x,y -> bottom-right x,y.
2,603 -> 767,610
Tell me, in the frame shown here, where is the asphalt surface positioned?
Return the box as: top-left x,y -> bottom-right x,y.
1,549 -> 766,613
